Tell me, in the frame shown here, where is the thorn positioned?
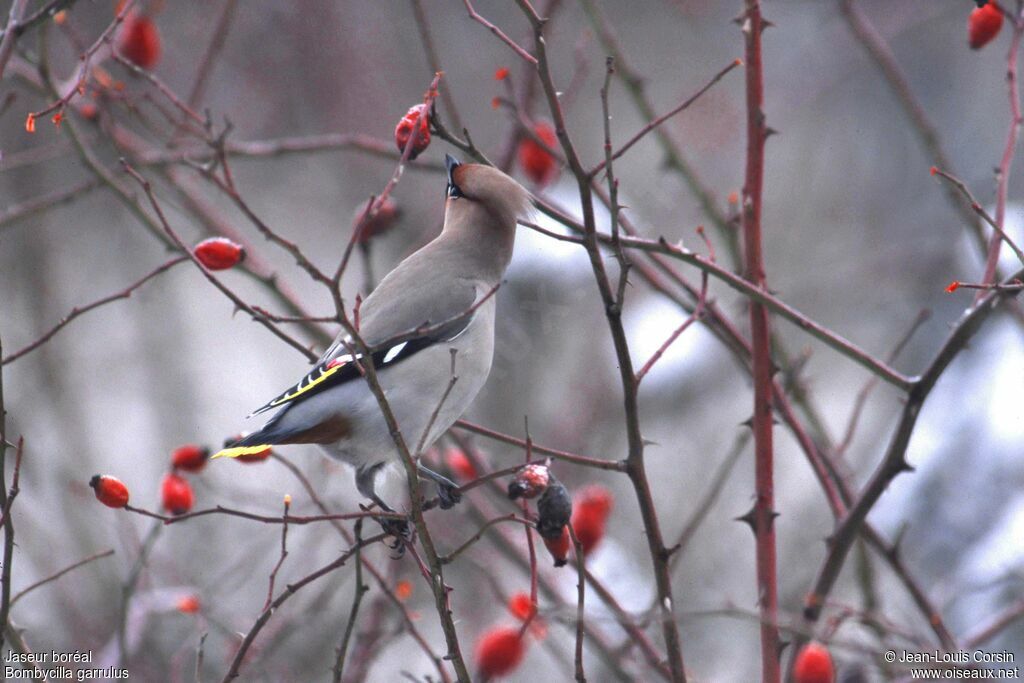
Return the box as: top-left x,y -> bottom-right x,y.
761,18 -> 775,31
735,505 -> 757,532
765,126 -> 779,138
777,638 -> 790,660
740,416 -> 754,430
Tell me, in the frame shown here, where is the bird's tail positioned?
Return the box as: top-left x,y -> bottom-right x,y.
210,429 -> 277,460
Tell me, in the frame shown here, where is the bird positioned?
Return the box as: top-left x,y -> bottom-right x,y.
212,154 -> 530,521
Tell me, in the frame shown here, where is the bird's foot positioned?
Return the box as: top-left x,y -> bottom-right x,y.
436,482 -> 462,510
379,515 -> 413,555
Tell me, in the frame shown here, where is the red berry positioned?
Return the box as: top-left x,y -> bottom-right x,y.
354,197 -> 401,244
507,592 -> 535,622
507,463 -> 549,500
494,67 -> 510,81
171,444 -> 209,472
475,626 -> 525,679
969,2 -> 1004,50
542,527 -> 570,567
194,237 -> 246,270
119,14 -> 161,69
793,641 -> 835,683
176,595 -> 201,614
161,473 -> 194,516
571,485 -> 614,554
445,448 -> 478,482
89,475 -> 129,508
394,104 -> 431,160
517,122 -> 559,186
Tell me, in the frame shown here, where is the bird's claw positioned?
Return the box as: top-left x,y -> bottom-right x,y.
379,515 -> 412,555
437,482 -> 462,510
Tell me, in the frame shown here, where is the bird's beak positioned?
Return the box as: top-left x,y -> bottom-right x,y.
445,154 -> 462,185
445,154 -> 464,199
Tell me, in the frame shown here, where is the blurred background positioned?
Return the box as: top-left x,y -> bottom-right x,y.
0,0 -> 1022,680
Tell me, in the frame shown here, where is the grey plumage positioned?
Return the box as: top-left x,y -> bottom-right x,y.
214,156 -> 530,512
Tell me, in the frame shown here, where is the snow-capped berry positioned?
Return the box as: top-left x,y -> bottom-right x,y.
394,104 -> 431,160
517,121 -> 558,186
793,641 -> 835,683
119,14 -> 161,69
508,463 -> 550,500
161,473 -> 194,516
543,527 -> 570,567
475,626 -> 525,679
194,237 -> 246,270
969,2 -> 1003,50
171,444 -> 209,472
89,475 -> 130,508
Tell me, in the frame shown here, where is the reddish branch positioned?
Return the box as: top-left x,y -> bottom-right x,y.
740,3 -> 780,681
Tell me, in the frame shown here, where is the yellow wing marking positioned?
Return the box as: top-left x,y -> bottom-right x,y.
211,445 -> 274,460
273,362 -> 346,406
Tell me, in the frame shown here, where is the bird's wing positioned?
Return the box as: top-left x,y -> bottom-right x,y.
245,276 -> 479,418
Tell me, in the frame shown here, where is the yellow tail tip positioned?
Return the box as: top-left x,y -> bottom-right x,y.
211,445 -> 272,460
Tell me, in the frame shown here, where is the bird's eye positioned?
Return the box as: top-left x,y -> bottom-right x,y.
447,182 -> 464,199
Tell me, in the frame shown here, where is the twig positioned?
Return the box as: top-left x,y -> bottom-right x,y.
417,351 -> 459,456
120,162 -> 318,361
195,633 -> 207,683
2,255 -> 189,365
136,133 -> 447,168
272,455 -> 451,683
262,497 -> 292,611
568,525 -> 586,683
963,598 -> 1024,649
979,8 -> 1024,296
0,435 -> 23,655
185,0 -> 238,110
520,3 -> 688,678
838,0 -> 989,257
410,0 -> 464,132
931,167 -> 1024,267
0,0 -> 30,83
590,57 -> 743,176
668,431 -> 749,569
837,309 -> 930,455
220,533 -> 387,682
123,503 -> 400,526
332,521 -> 369,683
0,179 -> 102,233
454,421 -> 624,471
10,548 -> 115,607
801,268 -> 1024,629
578,0 -> 739,268
29,0 -> 137,120
461,0 -> 537,65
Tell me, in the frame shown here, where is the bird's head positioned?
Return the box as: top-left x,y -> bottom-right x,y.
444,154 -> 531,228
